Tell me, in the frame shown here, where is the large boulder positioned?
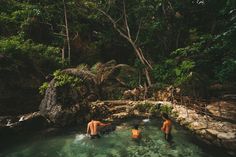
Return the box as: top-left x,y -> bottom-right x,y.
39,78 -> 94,127
39,61 -> 132,126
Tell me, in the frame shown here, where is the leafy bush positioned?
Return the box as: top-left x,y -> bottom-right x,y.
149,104 -> 161,116
152,59 -> 176,85
152,59 -> 195,87
134,103 -> 153,113
0,36 -> 60,59
174,60 -> 195,86
39,82 -> 49,95
160,105 -> 173,115
53,70 -> 82,88
217,59 -> 236,83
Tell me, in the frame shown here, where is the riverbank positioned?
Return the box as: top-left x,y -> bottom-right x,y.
171,103 -> 236,155
1,100 -> 235,155
89,100 -> 236,155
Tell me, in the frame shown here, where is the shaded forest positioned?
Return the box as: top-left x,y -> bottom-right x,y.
0,0 -> 236,115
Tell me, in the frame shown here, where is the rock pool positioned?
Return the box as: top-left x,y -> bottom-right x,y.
0,119 -> 232,157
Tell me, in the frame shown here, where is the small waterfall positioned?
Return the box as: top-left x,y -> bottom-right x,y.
6,119 -> 12,126
143,108 -> 151,123
19,116 -> 24,122
143,103 -> 161,123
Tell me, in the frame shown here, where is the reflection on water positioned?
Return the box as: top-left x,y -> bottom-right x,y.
0,119 -> 232,157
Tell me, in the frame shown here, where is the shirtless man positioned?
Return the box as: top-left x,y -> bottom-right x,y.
161,113 -> 173,143
87,120 -> 111,139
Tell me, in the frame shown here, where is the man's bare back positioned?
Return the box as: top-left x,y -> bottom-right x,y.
87,120 -> 110,137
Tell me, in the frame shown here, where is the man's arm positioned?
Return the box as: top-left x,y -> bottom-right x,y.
98,122 -> 111,126
87,123 -> 90,134
165,125 -> 170,134
161,122 -> 166,132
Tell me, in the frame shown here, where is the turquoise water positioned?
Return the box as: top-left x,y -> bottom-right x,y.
0,119 -> 232,157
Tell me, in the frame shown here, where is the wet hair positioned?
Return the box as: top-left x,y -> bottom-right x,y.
133,124 -> 139,130
156,103 -> 161,110
88,113 -> 102,121
162,113 -> 169,120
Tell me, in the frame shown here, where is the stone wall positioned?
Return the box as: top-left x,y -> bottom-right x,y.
171,103 -> 236,155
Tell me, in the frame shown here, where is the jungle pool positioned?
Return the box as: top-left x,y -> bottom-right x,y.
0,119 -> 232,157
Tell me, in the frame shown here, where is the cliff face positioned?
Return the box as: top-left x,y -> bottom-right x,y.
0,55 -> 43,116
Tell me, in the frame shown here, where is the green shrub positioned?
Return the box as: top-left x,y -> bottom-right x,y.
217,59 -> 236,83
160,105 -> 173,115
53,70 -> 82,88
39,82 -> 49,95
149,105 -> 161,116
135,103 -> 152,112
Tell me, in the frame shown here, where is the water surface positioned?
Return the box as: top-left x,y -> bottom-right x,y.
0,119 -> 232,157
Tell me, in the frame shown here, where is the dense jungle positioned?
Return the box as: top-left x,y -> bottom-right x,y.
0,0 -> 236,157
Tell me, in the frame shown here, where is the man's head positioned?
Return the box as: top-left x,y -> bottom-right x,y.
133,124 -> 139,130
162,112 -> 169,120
87,113 -> 101,122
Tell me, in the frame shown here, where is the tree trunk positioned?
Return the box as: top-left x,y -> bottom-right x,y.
130,43 -> 152,86
61,47 -> 65,62
63,0 -> 71,64
94,1 -> 153,86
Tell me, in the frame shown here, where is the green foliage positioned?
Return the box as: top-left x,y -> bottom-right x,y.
160,105 -> 173,115
149,104 -> 161,116
0,36 -> 60,58
77,64 -> 89,71
1,0 -> 236,104
0,36 -> 62,75
174,60 -> 195,86
217,59 -> 236,83
134,59 -> 145,69
152,59 -> 195,87
108,88 -> 124,100
134,103 -> 153,112
39,82 -> 49,95
152,59 -> 175,85
127,79 -> 139,88
53,70 -> 82,88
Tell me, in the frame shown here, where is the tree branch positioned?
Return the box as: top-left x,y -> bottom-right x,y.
134,20 -> 142,43
53,32 -> 67,37
96,8 -> 130,41
123,0 -> 131,39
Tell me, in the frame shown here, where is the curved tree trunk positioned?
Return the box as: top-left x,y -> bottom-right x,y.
93,0 -> 153,87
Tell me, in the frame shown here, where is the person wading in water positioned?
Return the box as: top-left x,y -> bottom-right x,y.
131,124 -> 142,139
87,120 -> 111,139
161,113 -> 173,143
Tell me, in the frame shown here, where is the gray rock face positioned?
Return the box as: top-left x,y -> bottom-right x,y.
39,62 -> 132,127
39,79 -> 91,127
